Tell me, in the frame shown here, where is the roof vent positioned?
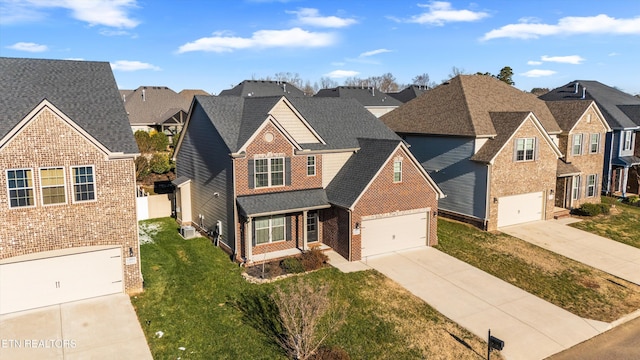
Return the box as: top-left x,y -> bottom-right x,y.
582,87 -> 586,99
142,89 -> 146,101
574,82 -> 579,94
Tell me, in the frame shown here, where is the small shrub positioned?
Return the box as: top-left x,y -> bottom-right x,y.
134,130 -> 154,153
264,262 -> 283,278
151,131 -> 169,151
282,257 -> 305,274
300,248 -> 328,271
134,156 -> 150,180
625,196 -> 639,206
311,345 -> 350,360
574,203 -> 610,216
149,153 -> 171,174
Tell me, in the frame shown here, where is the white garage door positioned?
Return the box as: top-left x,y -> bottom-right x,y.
498,192 -> 544,228
0,247 -> 123,315
361,212 -> 428,258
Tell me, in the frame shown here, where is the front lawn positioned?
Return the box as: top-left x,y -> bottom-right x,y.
569,196 -> 640,249
132,218 -> 498,359
435,218 -> 640,322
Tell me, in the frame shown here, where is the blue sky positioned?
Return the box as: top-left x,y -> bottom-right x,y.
1,0 -> 639,95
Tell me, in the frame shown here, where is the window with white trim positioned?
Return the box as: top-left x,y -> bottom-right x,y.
393,160 -> 402,182
622,131 -> 633,151
572,134 -> 583,156
572,175 -> 581,200
516,138 -> 535,162
72,166 -> 96,202
307,156 -> 316,176
40,167 -> 66,205
589,134 -> 600,154
7,169 -> 35,208
586,174 -> 597,197
254,215 -> 286,244
255,158 -> 284,188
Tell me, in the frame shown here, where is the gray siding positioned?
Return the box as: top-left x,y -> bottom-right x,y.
405,135 -> 488,220
177,103 -> 236,253
603,132 -> 614,193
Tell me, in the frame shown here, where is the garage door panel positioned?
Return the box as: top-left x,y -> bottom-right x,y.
361,212 -> 428,258
0,247 -> 123,315
498,192 -> 543,228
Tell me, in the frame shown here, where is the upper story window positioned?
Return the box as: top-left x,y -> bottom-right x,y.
622,131 -> 633,151
572,134 -> 583,156
72,166 -> 96,202
7,169 -> 35,208
393,160 -> 402,182
255,158 -> 284,188
40,167 -> 66,205
307,156 -> 316,176
515,138 -> 535,162
589,134 -> 600,154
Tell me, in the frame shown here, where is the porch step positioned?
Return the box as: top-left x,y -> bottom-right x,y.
553,208 -> 571,220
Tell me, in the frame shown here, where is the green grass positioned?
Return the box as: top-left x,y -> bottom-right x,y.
132,218 -> 495,360
435,218 -> 640,322
570,196 -> 640,249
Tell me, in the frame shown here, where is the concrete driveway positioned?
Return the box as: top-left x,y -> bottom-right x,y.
0,294 -> 152,360
500,218 -> 640,286
363,247 -> 609,360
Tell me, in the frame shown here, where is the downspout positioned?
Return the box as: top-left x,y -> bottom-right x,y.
348,210 -> 352,261
484,163 -> 492,230
231,158 -> 238,260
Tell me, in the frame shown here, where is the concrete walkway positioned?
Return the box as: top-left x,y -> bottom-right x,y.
500,219 -> 640,286
331,248 -> 609,360
0,294 -> 152,360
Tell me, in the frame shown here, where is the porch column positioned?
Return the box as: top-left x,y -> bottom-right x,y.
245,217 -> 253,262
302,210 -> 308,251
622,167 -> 629,197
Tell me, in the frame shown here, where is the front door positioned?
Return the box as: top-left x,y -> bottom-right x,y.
307,211 -> 318,243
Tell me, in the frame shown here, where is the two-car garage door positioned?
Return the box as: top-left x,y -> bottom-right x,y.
497,192 -> 544,228
0,247 -> 123,315
361,211 -> 429,258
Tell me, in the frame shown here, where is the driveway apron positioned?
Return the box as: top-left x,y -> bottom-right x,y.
500,219 -> 640,286
364,247 -> 608,360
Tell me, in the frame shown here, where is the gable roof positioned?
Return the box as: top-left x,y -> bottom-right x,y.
381,75 -> 561,137
540,81 -> 640,130
189,95 -> 400,153
0,57 -> 137,154
315,86 -> 402,107
387,85 -> 428,103
123,86 -> 192,126
219,80 -> 307,97
544,100 -> 611,133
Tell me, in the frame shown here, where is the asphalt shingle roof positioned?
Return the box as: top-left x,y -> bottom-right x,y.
219,80 -> 307,97
470,112 -> 531,163
387,85 -> 428,103
540,81 -> 640,130
556,159 -> 582,177
0,57 -> 137,153
315,87 -> 402,107
123,86 -> 192,126
544,100 -> 594,133
236,188 -> 330,216
381,75 -> 561,137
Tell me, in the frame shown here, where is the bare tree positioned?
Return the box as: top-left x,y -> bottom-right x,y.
378,72 -> 399,92
302,80 -> 315,96
448,66 -> 467,79
274,72 -> 303,88
318,77 -> 338,89
271,279 -> 346,360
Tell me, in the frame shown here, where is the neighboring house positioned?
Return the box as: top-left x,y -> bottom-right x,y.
315,86 -> 402,117
219,80 -> 308,97
381,75 -> 566,231
388,85 -> 428,103
545,100 -> 611,209
540,81 -> 640,197
0,57 -> 143,315
121,86 -> 207,140
173,95 -> 444,263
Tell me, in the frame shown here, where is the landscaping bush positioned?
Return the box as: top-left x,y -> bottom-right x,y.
282,257 -> 305,274
311,345 -> 350,360
150,131 -> 169,151
300,248 -> 328,271
149,153 -> 172,174
574,202 -> 610,216
263,262 -> 283,278
134,130 -> 154,153
624,196 -> 639,206
134,156 -> 151,180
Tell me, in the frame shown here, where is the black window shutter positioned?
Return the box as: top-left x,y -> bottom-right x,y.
248,160 -> 254,189
286,215 -> 292,241
285,157 -> 291,186
252,218 -> 256,246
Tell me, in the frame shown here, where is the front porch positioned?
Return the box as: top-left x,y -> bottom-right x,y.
553,206 -> 571,220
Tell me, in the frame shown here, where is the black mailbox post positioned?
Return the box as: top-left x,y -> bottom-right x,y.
487,329 -> 504,359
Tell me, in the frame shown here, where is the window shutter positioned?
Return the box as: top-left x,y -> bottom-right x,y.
252,218 -> 256,246
582,134 -> 587,155
285,157 -> 291,186
286,215 -> 292,241
577,175 -> 581,199
513,140 -> 518,162
534,138 -> 539,160
248,160 -> 254,189
597,133 -> 601,153
595,174 -> 599,194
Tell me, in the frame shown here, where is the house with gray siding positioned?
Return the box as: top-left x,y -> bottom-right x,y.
173,95 -> 443,263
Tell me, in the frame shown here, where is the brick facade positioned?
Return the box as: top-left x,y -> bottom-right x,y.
0,107 -> 143,294
487,118 -> 558,231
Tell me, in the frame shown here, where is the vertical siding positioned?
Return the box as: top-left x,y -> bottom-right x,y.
405,135 -> 488,220
176,103 -> 235,253
603,132 -> 614,193
321,152 -> 353,187
270,101 -> 319,143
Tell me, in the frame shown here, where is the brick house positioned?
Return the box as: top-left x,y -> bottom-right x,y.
0,57 -> 143,315
173,95 -> 443,263
381,75 -> 573,231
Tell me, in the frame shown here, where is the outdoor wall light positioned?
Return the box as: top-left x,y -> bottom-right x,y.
355,222 -> 360,229
550,189 -> 554,196
493,197 -> 498,204
129,247 -> 134,257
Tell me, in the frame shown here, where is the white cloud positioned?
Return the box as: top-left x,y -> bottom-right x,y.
177,28 -> 335,53
287,8 -> 357,28
7,42 -> 48,52
608,52 -> 620,56
521,69 -> 557,78
359,48 -> 392,57
541,55 -> 585,64
1,0 -> 139,28
483,14 -> 640,40
405,1 -> 489,25
527,60 -> 542,65
324,70 -> 359,78
110,60 -> 160,72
